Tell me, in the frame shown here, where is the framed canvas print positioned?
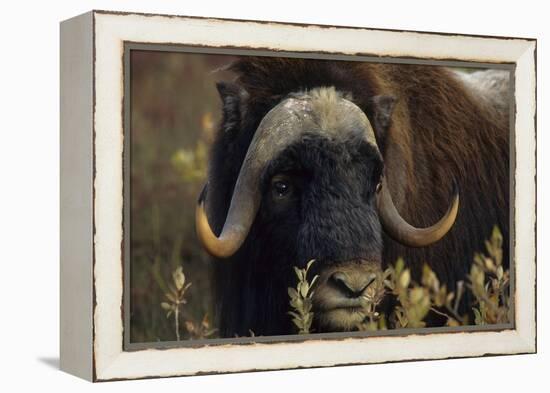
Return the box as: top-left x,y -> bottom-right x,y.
60,10 -> 537,381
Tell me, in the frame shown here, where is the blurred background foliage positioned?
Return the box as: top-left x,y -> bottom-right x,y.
130,50 -> 235,342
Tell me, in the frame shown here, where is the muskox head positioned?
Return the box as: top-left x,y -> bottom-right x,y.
196,86 -> 459,333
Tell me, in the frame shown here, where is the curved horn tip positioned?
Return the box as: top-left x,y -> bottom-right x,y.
195,201 -> 239,259
377,177 -> 460,248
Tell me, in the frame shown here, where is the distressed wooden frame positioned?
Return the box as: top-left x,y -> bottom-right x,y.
60,10 -> 537,382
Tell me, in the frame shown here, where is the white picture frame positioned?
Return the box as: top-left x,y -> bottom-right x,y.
60,10 -> 536,381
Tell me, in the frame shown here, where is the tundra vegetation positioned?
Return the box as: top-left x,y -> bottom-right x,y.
159,226 -> 509,340
288,226 -> 510,334
129,51 -> 233,342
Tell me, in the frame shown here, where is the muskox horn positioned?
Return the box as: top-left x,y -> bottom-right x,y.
195,96 -> 311,258
196,87 -> 380,258
196,185 -> 259,258
376,177 -> 459,247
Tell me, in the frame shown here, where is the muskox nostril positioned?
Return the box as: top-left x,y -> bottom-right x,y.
358,274 -> 377,294
330,272 -> 365,299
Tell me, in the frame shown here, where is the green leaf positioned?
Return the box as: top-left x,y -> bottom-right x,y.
299,282 -> 310,298
395,258 -> 405,277
310,275 -> 319,288
484,257 -> 496,272
492,226 -> 503,246
497,265 -> 504,281
289,298 -> 300,310
306,259 -> 316,271
399,269 -> 411,289
303,313 -> 312,328
293,266 -> 303,280
473,308 -> 484,325
288,287 -> 299,299
292,318 -> 304,330
172,266 -> 186,291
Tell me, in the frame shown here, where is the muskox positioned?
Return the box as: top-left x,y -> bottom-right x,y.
196,57 -> 509,337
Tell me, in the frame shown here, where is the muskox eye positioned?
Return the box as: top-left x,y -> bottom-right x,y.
271,176 -> 293,199
273,181 -> 290,197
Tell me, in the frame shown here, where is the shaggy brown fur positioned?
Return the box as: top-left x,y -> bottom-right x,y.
209,57 -> 509,333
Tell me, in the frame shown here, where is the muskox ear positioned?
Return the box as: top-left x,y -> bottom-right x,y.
368,95 -> 396,153
216,81 -> 249,135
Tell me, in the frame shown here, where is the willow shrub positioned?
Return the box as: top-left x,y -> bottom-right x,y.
288,226 -> 511,333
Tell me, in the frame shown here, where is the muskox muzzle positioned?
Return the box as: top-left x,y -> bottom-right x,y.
196,87 -> 459,258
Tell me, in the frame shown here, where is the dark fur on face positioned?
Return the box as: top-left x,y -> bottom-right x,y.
212,133 -> 385,336
205,57 -> 509,337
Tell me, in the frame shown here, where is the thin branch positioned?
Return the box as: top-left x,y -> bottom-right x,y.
174,304 -> 180,341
